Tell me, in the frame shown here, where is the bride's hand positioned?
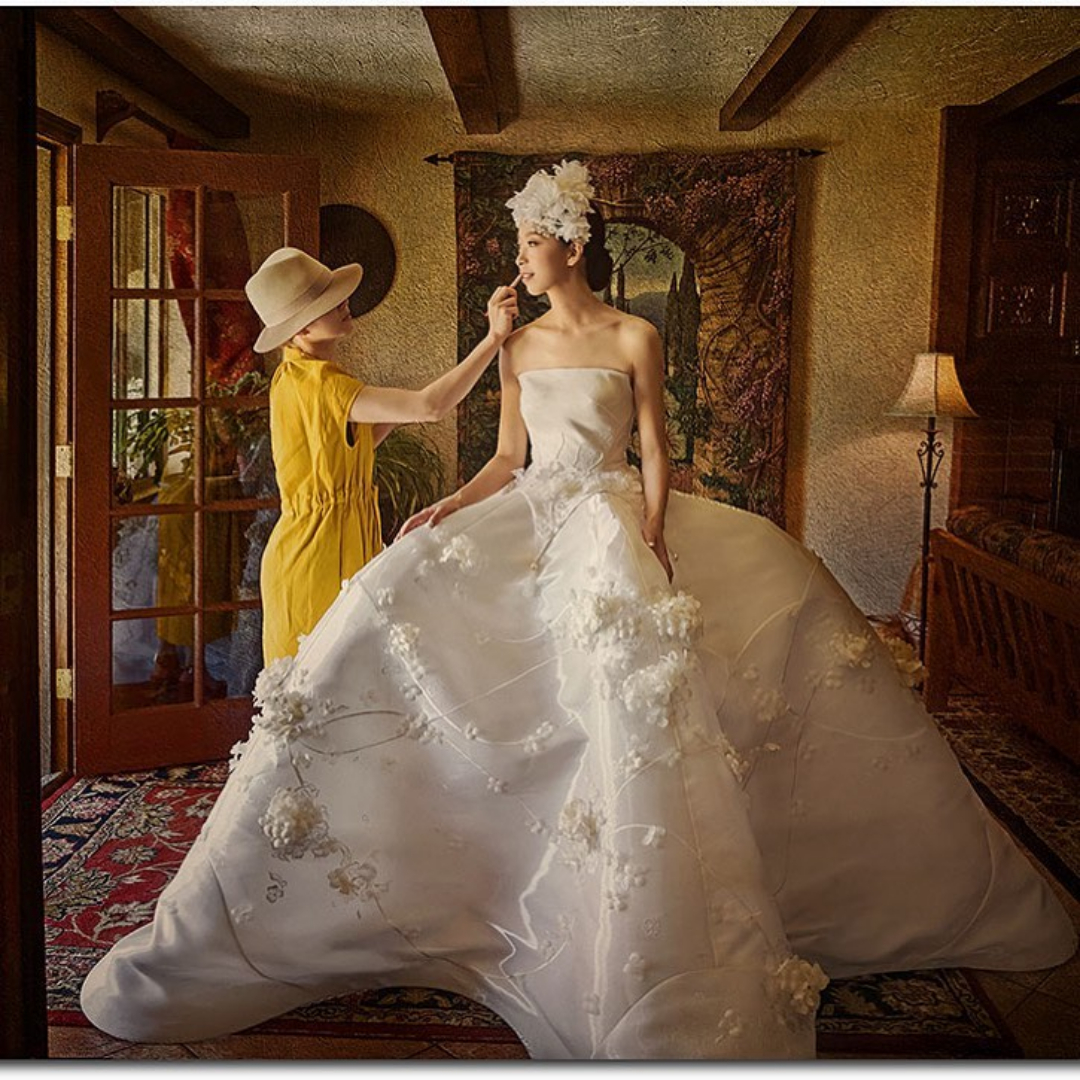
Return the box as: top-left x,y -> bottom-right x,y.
486,274 -> 521,343
395,492 -> 464,541
642,522 -> 674,582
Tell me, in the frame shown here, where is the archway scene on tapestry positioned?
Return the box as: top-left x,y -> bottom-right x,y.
452,150 -> 797,526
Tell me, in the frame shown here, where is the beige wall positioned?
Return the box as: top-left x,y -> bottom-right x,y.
35,14 -> 1049,617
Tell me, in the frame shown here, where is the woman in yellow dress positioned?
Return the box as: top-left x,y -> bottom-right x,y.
245,247 -> 518,662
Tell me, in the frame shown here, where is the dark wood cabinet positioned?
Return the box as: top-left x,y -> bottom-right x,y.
969,162 -> 1079,384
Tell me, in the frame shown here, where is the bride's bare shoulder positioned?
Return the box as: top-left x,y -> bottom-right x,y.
612,310 -> 661,344
499,318 -> 553,375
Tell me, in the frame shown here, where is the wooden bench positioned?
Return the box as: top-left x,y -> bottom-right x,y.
925,527 -> 1080,766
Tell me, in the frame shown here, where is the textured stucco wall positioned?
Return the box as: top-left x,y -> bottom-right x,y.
37,8 -> 1080,616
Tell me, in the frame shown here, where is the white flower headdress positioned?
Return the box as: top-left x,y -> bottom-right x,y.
505,159 -> 595,244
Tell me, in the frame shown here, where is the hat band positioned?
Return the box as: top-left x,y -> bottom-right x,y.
269,267 -> 335,325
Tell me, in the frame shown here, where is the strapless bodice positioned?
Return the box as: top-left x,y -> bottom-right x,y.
518,367 -> 634,473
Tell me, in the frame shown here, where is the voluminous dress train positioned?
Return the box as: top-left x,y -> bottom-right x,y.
81,366 -> 1076,1059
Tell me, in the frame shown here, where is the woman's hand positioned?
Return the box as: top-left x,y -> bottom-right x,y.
486,274 -> 521,343
642,520 -> 674,582
395,492 -> 464,541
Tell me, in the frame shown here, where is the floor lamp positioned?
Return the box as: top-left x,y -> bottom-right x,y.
888,352 -> 977,663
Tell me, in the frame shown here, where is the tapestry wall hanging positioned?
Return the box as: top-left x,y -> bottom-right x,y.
453,151 -> 797,526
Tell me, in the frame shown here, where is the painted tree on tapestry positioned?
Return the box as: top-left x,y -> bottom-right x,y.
452,151 -> 796,526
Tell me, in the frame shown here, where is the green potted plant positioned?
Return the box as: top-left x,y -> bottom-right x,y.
374,426 -> 447,545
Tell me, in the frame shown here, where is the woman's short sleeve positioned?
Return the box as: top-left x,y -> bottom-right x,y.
322,369 -> 367,447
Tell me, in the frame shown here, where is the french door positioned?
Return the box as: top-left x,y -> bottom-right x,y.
72,147 -> 319,774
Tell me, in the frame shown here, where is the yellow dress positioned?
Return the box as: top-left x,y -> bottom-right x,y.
260,346 -> 382,662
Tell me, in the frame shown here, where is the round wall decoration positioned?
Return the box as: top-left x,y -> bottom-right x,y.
319,204 -> 397,317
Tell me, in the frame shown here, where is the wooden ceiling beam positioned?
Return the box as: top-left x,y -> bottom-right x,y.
979,47 -> 1080,121
720,7 -> 883,131
35,7 -> 249,139
422,7 -> 519,135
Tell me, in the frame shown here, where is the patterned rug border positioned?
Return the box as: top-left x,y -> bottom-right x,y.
934,691 -> 1080,904
959,766 -> 1080,904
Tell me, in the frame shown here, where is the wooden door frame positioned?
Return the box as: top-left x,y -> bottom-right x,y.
0,7 -> 48,1060
38,107 -> 82,799
73,146 -> 319,774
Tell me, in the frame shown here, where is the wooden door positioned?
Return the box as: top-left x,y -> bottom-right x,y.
72,147 -> 318,774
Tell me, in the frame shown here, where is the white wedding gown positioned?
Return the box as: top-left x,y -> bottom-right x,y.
82,367 -> 1075,1059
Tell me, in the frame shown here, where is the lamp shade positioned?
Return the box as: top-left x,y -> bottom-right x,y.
888,352 -> 977,419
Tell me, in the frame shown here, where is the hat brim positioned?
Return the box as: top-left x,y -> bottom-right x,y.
253,263 -> 364,353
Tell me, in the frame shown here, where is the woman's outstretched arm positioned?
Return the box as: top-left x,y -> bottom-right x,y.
348,279 -> 519,427
395,343 -> 529,537
630,321 -> 673,581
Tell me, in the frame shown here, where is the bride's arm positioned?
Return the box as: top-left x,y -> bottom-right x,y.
631,322 -> 673,581
395,347 -> 528,538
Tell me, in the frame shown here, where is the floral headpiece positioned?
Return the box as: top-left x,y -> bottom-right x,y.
505,159 -> 595,244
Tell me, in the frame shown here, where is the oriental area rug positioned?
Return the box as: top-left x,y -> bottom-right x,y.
47,687 -> 1076,1059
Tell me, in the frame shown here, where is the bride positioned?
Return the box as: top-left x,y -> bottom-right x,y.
81,161 -> 1075,1060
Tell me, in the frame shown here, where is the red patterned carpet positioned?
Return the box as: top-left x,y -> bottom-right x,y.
44,735 -> 1036,1057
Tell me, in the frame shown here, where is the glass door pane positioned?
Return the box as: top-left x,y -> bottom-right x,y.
109,183 -> 281,711
74,144 -> 318,772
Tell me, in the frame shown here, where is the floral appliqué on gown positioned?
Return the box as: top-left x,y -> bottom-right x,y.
82,367 -> 1076,1059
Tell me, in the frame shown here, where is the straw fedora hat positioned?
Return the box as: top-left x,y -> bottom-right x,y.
245,247 -> 363,353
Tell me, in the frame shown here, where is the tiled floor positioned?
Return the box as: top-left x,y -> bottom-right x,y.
966,858 -> 1080,1061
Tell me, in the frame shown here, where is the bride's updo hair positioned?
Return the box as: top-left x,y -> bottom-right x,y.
581,207 -> 614,293
558,204 -> 613,293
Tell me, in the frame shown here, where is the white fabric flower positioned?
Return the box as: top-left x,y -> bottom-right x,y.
832,630 -> 875,669
523,721 -> 555,755
557,797 -> 605,870
505,159 -> 595,243
389,622 -> 420,657
253,655 -> 295,707
885,635 -> 928,688
388,622 -> 424,677
439,534 -> 484,576
259,785 -> 334,861
252,660 -> 322,744
612,853 -> 648,892
753,687 -> 789,725
651,592 -> 704,646
620,651 -> 694,728
328,860 -> 384,901
605,889 -> 628,912
716,1008 -> 744,1041
254,687 -> 316,742
563,583 -> 643,652
399,715 -> 443,744
774,956 -> 829,1017
618,736 -> 649,779
228,739 -> 249,773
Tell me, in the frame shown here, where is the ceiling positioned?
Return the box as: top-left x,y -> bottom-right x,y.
121,5 -> 1080,121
